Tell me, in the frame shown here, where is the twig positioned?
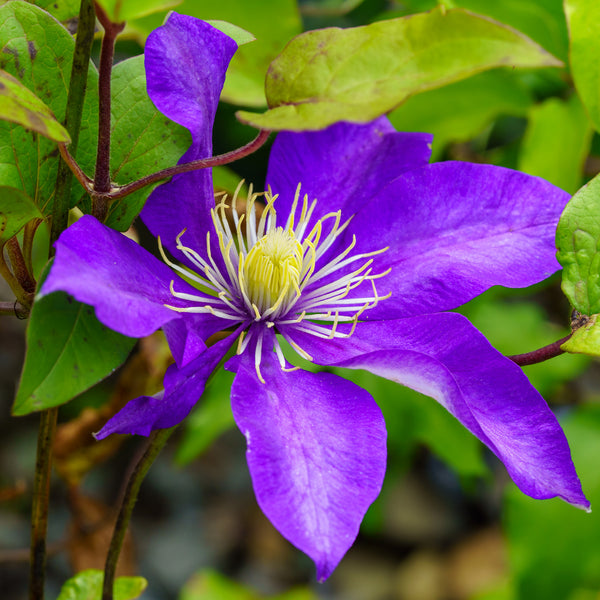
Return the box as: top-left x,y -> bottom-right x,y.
508,334 -> 572,366
102,427 -> 176,600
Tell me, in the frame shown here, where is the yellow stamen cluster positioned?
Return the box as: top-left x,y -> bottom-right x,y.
243,227 -> 303,314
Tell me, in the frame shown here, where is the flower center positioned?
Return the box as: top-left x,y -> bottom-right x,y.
159,181 -> 391,381
243,227 -> 303,314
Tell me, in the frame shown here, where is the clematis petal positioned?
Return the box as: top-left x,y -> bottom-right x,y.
163,313 -> 228,367
346,161 -> 570,319
141,13 -> 238,263
39,215 -> 197,338
283,313 -> 589,510
95,330 -> 238,438
266,117 -> 432,226
227,345 -> 387,581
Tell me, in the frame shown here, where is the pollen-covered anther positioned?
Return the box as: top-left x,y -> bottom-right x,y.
243,227 -> 303,316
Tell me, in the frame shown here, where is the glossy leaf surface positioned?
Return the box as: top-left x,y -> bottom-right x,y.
237,7 -> 562,131
13,264 -> 136,416
556,173 -> 600,315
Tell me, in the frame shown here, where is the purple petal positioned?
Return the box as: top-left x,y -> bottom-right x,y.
141,13 -> 238,263
163,313 -> 227,367
346,162 -> 570,319
283,314 -> 589,510
95,330 -> 238,438
39,215 -> 192,338
266,117 -> 432,226
227,346 -> 387,581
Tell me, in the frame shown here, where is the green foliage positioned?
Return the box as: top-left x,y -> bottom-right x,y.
180,570 -> 318,600
131,0 -> 302,107
13,263 -> 136,416
518,95 -> 592,194
565,0 -> 600,132
0,69 -> 70,142
103,55 -> 191,231
237,7 -> 562,132
96,0 -> 182,23
56,569 -> 147,600
556,173 -> 600,315
389,70 -> 533,159
0,186 -> 44,246
0,1 -> 98,214
504,406 -> 600,600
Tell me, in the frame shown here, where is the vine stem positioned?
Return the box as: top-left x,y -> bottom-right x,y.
508,334 -> 572,366
28,2 -> 96,599
58,128 -> 270,202
28,409 -> 58,600
93,2 -> 124,221
102,427 -> 176,600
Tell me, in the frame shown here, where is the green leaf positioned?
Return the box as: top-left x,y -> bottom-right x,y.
237,7 -> 562,131
130,0 -> 302,107
0,69 -> 70,141
103,55 -> 191,231
27,0 -> 82,22
389,69 -> 532,159
457,0 -> 569,62
175,368 -> 235,465
556,173 -> 600,315
565,0 -> 600,132
96,0 -> 181,22
56,569 -> 147,600
504,406 -> 600,599
0,186 -> 44,246
179,570 -> 318,600
13,262 -> 136,416
180,571 -> 256,600
561,315 -> 600,356
0,1 -> 98,214
207,20 -> 256,47
518,95 -> 592,194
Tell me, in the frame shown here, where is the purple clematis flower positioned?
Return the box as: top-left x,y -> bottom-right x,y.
40,13 -> 589,581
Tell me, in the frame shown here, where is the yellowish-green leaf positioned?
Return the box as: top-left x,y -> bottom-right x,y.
518,95 -> 592,194
0,186 -> 44,246
0,69 -> 70,142
56,569 -> 147,600
562,315 -> 600,356
237,7 -> 562,131
129,0 -> 302,107
565,0 -> 600,132
96,0 -> 181,22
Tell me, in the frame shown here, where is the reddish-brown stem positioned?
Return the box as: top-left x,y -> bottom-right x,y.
6,238 -> 36,294
93,2 -> 125,220
0,247 -> 30,308
508,334 -> 572,366
110,129 -> 271,199
58,143 -> 93,192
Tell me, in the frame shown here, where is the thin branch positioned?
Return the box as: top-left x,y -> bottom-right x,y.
93,2 -> 125,221
28,408 -> 58,600
0,248 -> 30,308
0,301 -> 28,318
508,334 -> 572,366
102,427 -> 176,600
110,129 -> 271,200
58,143 -> 93,193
